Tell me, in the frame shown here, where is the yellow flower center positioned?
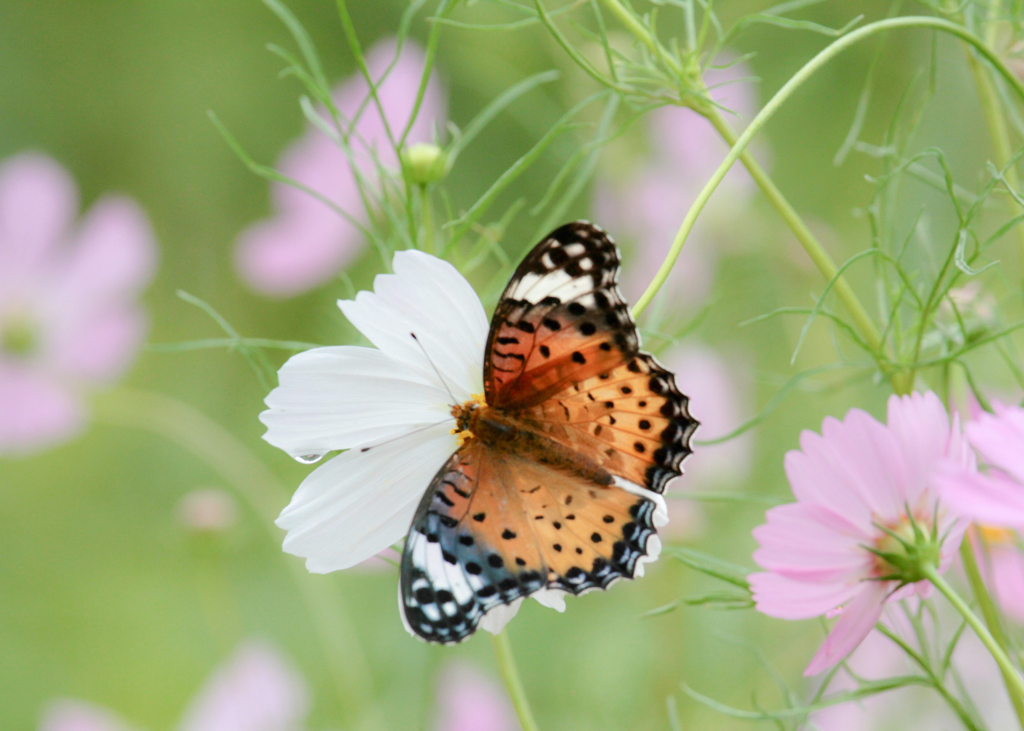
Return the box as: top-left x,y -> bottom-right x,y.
450,393 -> 487,447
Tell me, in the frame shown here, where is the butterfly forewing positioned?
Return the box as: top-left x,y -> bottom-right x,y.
484,222 -> 639,408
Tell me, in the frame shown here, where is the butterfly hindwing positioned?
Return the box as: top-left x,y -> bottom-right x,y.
400,442 -> 546,644
400,441 -> 664,643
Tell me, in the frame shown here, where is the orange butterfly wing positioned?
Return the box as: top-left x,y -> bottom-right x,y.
485,221 -> 696,493
400,440 -> 662,643
400,222 -> 696,644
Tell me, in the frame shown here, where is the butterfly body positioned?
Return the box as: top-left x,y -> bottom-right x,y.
400,222 -> 697,643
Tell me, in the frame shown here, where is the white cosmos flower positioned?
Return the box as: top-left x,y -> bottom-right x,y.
263,250 -> 570,632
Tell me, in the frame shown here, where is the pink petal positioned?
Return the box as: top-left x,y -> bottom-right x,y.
749,571 -> 860,620
752,504 -> 870,583
0,366 -> 84,455
433,661 -> 517,731
176,641 -> 310,731
57,196 -> 158,304
50,305 -> 147,383
967,404 -> 1024,485
39,700 -> 135,731
0,153 -> 78,276
988,543 -> 1024,624
804,582 -> 888,676
937,468 -> 1024,529
234,216 -> 360,297
885,392 -> 958,503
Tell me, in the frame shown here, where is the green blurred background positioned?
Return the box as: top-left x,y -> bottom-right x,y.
0,1 -> 1004,729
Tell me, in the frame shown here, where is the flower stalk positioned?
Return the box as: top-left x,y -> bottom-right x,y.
492,630 -> 541,731
922,562 -> 1024,705
960,536 -> 1024,729
611,11 -> 1024,390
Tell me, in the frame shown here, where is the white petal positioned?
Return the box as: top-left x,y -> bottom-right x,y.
276,423 -> 456,572
532,587 -> 567,612
261,345 -> 452,456
338,250 -> 488,401
479,599 -> 524,635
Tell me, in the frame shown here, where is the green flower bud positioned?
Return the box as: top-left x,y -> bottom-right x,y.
401,143 -> 447,186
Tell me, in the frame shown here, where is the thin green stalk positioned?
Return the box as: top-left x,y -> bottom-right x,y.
492,630 -> 540,731
960,537 -> 1024,729
628,16 -> 1024,391
962,26 -> 1024,280
922,563 -> 1024,704
704,109 -> 884,361
94,388 -> 385,731
876,623 -> 983,731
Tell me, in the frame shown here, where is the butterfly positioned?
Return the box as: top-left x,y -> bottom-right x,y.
399,221 -> 697,643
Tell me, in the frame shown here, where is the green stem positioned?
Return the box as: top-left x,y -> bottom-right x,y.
876,623 -> 983,731
625,16 -> 1024,386
492,630 -> 540,731
922,563 -> 1024,704
960,17 -> 1024,280
704,109 -> 884,357
94,388 -> 385,731
960,537 -> 1024,729
420,184 -> 435,255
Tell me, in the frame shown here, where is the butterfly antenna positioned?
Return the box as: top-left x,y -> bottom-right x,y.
410,331 -> 459,404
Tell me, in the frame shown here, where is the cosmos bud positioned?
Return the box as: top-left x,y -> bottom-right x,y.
401,142 -> 447,186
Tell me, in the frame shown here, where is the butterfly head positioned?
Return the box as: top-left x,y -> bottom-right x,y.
450,393 -> 487,447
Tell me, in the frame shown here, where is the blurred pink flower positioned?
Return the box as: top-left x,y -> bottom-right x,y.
177,488 -> 239,533
0,152 -> 157,456
974,527 -> 1024,624
595,60 -> 759,309
749,392 -> 973,675
40,641 -> 309,731
433,661 -> 516,731
938,401 -> 1024,529
658,343 -> 754,541
235,38 -> 446,297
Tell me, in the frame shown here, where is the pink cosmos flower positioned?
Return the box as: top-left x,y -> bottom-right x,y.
39,641 -> 309,731
938,401 -> 1024,529
433,661 -> 516,731
235,38 -> 446,297
595,59 -> 758,309
0,152 -> 157,455
749,392 -> 973,675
